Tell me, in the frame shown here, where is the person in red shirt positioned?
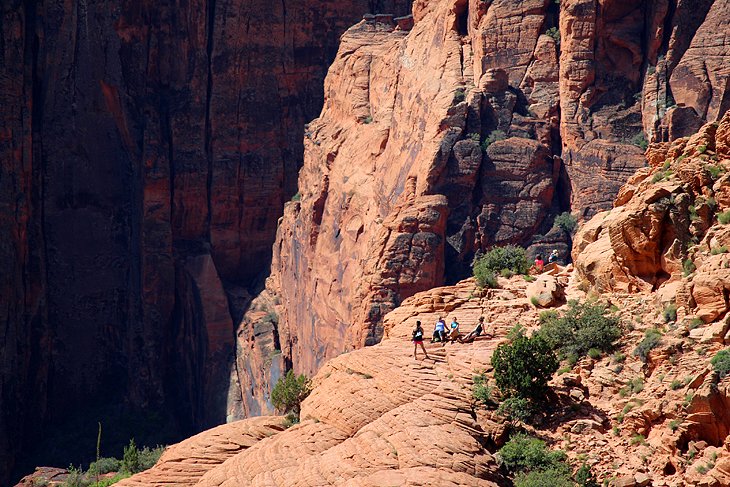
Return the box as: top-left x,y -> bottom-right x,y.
534,254 -> 545,272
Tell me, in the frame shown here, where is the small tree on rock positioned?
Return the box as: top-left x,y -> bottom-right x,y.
492,333 -> 558,401
271,370 -> 312,418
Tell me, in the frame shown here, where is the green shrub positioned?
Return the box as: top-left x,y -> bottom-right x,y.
575,463 -> 600,487
514,468 -> 574,487
634,329 -> 662,362
481,129 -> 507,152
88,457 -> 121,476
501,268 -> 515,278
719,210 -> 730,225
619,377 -> 644,397
492,334 -> 558,401
698,145 -> 707,154
362,115 -> 373,124
587,348 -> 601,360
630,434 -> 646,446
271,370 -> 312,417
122,439 -> 141,474
553,212 -> 577,234
711,349 -> 730,379
683,258 -> 696,277
291,192 -> 301,202
453,88 -> 466,103
712,246 -> 728,255
670,379 -> 682,390
283,411 -> 300,428
138,445 -> 164,471
612,351 -> 626,363
538,300 -> 621,359
498,434 -> 568,473
473,373 -> 494,407
631,132 -> 649,150
497,396 -> 533,423
474,268 -> 499,288
468,132 -> 481,143
474,245 -> 529,277
663,303 -> 677,323
669,419 -> 681,431
707,165 -> 725,179
95,473 -> 131,487
545,27 -> 560,44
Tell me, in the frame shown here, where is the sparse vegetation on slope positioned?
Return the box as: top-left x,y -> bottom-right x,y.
538,300 -> 621,360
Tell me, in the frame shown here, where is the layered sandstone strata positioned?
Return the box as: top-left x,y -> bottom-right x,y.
240,0 -> 730,417
0,0 -> 411,482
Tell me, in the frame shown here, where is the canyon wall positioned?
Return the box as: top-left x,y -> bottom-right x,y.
238,0 -> 730,415
0,0 -> 411,483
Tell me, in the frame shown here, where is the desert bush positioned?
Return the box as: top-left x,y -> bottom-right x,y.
498,434 -> 568,473
631,132 -> 648,150
492,334 -> 558,401
711,349 -> 730,379
481,129 -> 507,152
545,27 -> 560,44
575,463 -> 600,487
474,245 -> 529,276
634,329 -> 662,362
587,348 -> 601,360
472,373 -> 495,407
138,445 -> 164,471
711,246 -> 728,255
468,132 -> 481,143
683,258 -> 696,276
719,210 -> 730,225
553,212 -> 577,234
271,370 -> 312,417
707,164 -> 725,179
453,88 -> 466,103
497,396 -> 533,423
122,439 -> 141,474
87,457 -> 121,476
514,468 -> 574,487
663,303 -> 677,323
538,300 -> 621,359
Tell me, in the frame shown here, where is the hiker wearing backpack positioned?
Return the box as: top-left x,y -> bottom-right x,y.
412,321 -> 429,360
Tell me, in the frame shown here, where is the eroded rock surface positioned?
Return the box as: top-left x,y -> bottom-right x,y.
240,0 -> 730,419
0,0 -> 412,482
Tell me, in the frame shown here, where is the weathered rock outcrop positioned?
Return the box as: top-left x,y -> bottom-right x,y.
0,0 -> 411,482
240,0 -> 730,418
575,112 -> 730,301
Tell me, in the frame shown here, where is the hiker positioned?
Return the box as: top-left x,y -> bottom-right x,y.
459,316 -> 485,343
533,254 -> 545,273
447,317 -> 460,343
412,320 -> 429,360
432,317 -> 447,343
548,249 -> 559,264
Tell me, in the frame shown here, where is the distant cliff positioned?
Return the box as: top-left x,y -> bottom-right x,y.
0,0 -> 410,483
239,0 -> 730,416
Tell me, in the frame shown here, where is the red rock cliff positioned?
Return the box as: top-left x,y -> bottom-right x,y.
238,0 -> 730,415
0,0 -> 411,483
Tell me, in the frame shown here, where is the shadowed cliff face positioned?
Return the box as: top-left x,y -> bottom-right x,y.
237,0 -> 730,417
0,0 -> 411,483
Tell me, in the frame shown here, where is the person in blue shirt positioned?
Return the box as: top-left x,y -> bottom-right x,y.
432,317 -> 447,343
447,317 -> 461,343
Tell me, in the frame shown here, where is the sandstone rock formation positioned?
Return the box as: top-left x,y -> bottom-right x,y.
0,0 -> 412,482
575,112 -> 730,303
110,242 -> 730,486
4,0 -> 730,483
240,0 -> 730,421
113,276 -> 544,487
